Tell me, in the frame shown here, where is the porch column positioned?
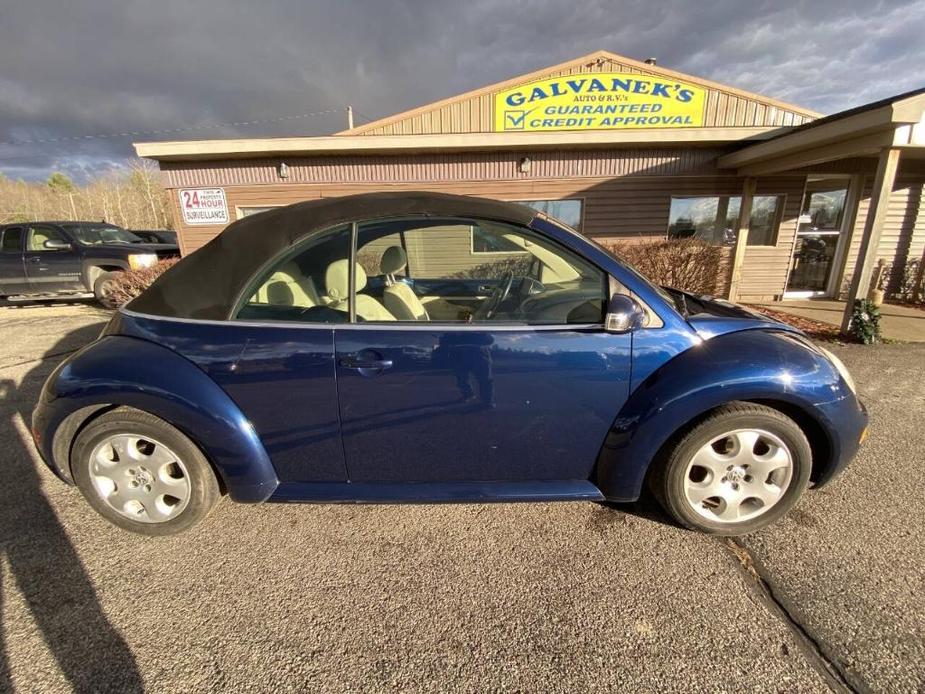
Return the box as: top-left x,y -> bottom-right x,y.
840,147 -> 901,332
827,173 -> 864,299
727,177 -> 756,302
713,196 -> 730,245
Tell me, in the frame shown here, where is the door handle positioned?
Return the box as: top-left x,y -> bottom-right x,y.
339,356 -> 393,371
28,257 -> 42,263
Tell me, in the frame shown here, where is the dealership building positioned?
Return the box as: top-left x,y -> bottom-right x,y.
136,50 -> 925,318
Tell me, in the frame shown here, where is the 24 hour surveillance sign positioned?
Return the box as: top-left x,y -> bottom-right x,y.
179,188 -> 229,225
494,73 -> 706,132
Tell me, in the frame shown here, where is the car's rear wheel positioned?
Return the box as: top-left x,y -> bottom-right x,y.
650,403 -> 811,535
93,271 -> 122,308
71,408 -> 221,535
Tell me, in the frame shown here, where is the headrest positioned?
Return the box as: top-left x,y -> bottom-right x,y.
274,261 -> 302,281
380,245 -> 408,275
325,260 -> 367,300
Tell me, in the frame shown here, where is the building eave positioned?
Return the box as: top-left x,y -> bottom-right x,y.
718,89 -> 925,174
135,127 -> 786,162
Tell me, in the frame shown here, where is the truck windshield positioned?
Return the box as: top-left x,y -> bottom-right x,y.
64,225 -> 144,245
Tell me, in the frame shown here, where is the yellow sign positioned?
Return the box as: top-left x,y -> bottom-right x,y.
493,73 -> 706,132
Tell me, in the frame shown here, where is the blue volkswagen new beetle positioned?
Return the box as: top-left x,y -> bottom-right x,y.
32,192 -> 867,536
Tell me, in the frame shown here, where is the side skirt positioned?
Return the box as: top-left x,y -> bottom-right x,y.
269,479 -> 605,504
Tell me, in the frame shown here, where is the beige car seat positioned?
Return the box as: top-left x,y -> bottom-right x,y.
29,228 -> 54,250
325,259 -> 395,321
380,246 -> 428,321
256,261 -> 320,308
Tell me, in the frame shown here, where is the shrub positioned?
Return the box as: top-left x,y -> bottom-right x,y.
106,258 -> 178,308
451,256 -> 533,280
849,299 -> 882,344
601,238 -> 728,295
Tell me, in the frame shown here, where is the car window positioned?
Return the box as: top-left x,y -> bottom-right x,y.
355,217 -> 606,324
63,225 -> 143,245
1,227 -> 23,253
234,224 -> 352,323
26,226 -> 67,252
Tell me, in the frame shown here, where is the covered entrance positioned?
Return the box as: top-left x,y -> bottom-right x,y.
719,87 -> 925,330
785,176 -> 851,297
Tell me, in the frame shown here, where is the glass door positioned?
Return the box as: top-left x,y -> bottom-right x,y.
786,178 -> 849,296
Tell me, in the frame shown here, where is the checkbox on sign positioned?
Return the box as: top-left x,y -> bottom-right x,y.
504,110 -> 528,130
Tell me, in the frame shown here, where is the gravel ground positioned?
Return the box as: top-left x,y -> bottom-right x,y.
0,302 -> 921,692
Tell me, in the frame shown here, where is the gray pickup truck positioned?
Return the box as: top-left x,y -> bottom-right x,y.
0,222 -> 179,305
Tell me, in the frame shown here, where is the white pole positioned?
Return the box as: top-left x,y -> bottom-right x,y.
346,105 -> 354,130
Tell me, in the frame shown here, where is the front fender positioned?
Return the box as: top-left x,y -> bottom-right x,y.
33,335 -> 277,502
81,258 -> 130,290
596,330 -> 858,501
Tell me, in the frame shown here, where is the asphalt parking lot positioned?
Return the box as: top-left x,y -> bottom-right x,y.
0,301 -> 922,693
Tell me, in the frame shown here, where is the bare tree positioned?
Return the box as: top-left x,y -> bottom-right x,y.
0,160 -> 172,229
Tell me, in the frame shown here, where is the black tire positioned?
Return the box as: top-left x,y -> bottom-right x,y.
93,271 -> 122,308
649,402 -> 812,536
71,407 -> 221,536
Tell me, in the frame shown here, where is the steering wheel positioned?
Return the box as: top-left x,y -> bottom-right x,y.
481,270 -> 515,319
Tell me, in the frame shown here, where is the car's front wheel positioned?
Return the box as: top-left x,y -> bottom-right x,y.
71,407 -> 221,535
93,271 -> 122,308
650,402 -> 811,535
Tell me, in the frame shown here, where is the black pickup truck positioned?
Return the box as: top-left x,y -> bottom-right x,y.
0,222 -> 179,305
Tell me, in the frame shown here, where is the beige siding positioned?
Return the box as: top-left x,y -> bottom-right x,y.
357,225 -> 527,278
170,172 -> 806,307
736,177 -> 807,301
175,176 -> 747,253
160,148 -> 729,188
839,174 -> 925,297
348,54 -> 816,136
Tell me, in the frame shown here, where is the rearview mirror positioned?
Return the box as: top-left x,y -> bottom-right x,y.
605,294 -> 645,333
43,239 -> 71,250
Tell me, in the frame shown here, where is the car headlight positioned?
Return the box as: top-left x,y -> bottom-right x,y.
128,253 -> 158,270
819,346 -> 856,394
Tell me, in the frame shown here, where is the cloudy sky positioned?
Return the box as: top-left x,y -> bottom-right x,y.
1,0 -> 923,181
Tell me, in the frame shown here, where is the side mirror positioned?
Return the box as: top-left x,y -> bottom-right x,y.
43,239 -> 71,250
605,294 -> 645,333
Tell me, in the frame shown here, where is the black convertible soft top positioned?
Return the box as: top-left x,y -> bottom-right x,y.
126,191 -> 538,320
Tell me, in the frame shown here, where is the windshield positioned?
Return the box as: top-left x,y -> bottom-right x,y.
64,225 -> 143,245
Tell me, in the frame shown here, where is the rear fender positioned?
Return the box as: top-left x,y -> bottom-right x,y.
35,335 -> 277,502
596,330 -> 850,500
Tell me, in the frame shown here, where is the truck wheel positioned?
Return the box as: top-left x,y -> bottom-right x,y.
93,271 -> 122,308
650,402 -> 811,536
71,407 -> 222,535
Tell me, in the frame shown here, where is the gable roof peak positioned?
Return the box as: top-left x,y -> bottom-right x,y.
339,50 -> 820,136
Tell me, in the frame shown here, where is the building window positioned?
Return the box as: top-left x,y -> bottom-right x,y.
472,198 -> 583,253
238,206 -> 280,219
667,195 -> 783,246
471,224 -> 528,254
520,199 -> 582,229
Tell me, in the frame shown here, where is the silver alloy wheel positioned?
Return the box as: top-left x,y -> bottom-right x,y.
683,428 -> 794,524
88,433 -> 191,523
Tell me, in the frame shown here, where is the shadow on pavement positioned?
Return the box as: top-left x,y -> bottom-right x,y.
599,490 -> 678,529
0,296 -> 99,310
0,323 -> 143,693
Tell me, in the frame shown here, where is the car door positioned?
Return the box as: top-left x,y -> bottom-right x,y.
23,225 -> 83,292
0,226 -> 29,295
334,216 -> 632,483
221,224 -> 353,485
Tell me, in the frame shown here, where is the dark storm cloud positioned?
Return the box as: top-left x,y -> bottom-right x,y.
1,0 -> 923,180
